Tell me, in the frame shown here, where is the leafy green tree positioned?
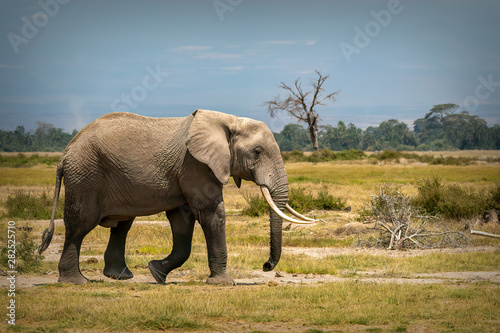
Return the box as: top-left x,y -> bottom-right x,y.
0,122 -> 75,152
368,119 -> 417,150
490,124 -> 500,149
274,124 -> 311,151
452,112 -> 489,149
414,103 -> 460,148
415,103 -> 496,150
425,103 -> 459,120
361,126 -> 383,151
321,121 -> 362,150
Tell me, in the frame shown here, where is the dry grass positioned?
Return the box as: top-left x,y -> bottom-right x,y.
0,166 -> 56,186
2,279 -> 499,332
1,151 -> 500,332
286,162 -> 499,185
405,150 -> 500,159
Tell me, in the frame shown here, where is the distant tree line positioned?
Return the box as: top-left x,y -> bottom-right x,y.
275,104 -> 500,151
1,104 -> 499,152
0,122 -> 77,152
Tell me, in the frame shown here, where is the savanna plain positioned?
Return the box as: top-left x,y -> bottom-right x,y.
1,151 -> 499,333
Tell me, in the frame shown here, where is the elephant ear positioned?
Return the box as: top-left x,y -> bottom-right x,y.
186,110 -> 233,185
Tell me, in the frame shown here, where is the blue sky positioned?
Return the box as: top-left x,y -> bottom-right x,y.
1,0 -> 499,133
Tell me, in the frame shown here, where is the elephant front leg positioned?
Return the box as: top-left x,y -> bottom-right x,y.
103,218 -> 134,280
199,202 -> 235,286
148,205 -> 195,284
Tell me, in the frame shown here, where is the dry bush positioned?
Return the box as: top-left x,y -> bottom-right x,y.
359,186 -> 470,250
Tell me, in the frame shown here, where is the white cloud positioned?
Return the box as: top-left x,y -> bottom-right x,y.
172,46 -> 213,52
221,66 -> 243,71
261,40 -> 317,46
193,52 -> 243,60
262,40 -> 298,45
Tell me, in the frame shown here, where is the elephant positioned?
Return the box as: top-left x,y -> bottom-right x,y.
38,110 -> 317,285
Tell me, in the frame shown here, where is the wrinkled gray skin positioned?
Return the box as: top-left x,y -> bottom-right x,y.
39,110 -> 288,285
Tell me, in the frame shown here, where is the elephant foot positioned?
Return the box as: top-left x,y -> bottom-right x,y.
206,272 -> 236,286
58,271 -> 88,285
103,265 -> 134,280
148,260 -> 168,285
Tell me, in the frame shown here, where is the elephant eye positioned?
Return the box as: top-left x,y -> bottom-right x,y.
253,146 -> 263,156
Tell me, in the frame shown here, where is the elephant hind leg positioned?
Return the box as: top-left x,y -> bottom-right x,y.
58,222 -> 97,284
103,218 -> 134,280
149,205 -> 195,284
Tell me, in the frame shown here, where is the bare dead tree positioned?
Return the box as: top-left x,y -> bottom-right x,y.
264,70 -> 339,151
359,186 -> 470,250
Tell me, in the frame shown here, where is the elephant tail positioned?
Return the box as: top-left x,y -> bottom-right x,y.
39,158 -> 64,254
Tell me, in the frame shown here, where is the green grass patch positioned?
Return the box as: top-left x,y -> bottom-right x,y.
285,163 -> 500,186
288,175 -> 321,183
4,281 -> 499,332
0,153 -> 61,168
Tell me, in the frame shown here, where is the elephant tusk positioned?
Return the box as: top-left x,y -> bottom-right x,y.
260,187 -> 316,224
285,204 -> 318,222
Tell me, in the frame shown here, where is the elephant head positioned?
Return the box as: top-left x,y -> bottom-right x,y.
186,110 -> 316,271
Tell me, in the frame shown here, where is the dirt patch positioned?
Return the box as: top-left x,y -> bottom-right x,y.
6,244 -> 499,289
283,245 -> 498,258
5,268 -> 500,289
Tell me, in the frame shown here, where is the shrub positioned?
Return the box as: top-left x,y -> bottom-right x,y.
281,150 -> 306,162
241,192 -> 269,217
0,227 -> 44,273
412,177 -> 493,220
314,188 -> 346,210
282,149 -> 366,163
416,139 -> 455,151
290,186 -> 346,211
306,149 -> 337,163
4,189 -> 63,220
373,150 -> 473,166
288,187 -> 315,212
490,184 -> 500,210
241,187 -> 346,217
336,149 -> 366,160
375,150 -> 401,161
429,156 -> 462,166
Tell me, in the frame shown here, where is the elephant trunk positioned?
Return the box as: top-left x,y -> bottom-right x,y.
262,169 -> 288,272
